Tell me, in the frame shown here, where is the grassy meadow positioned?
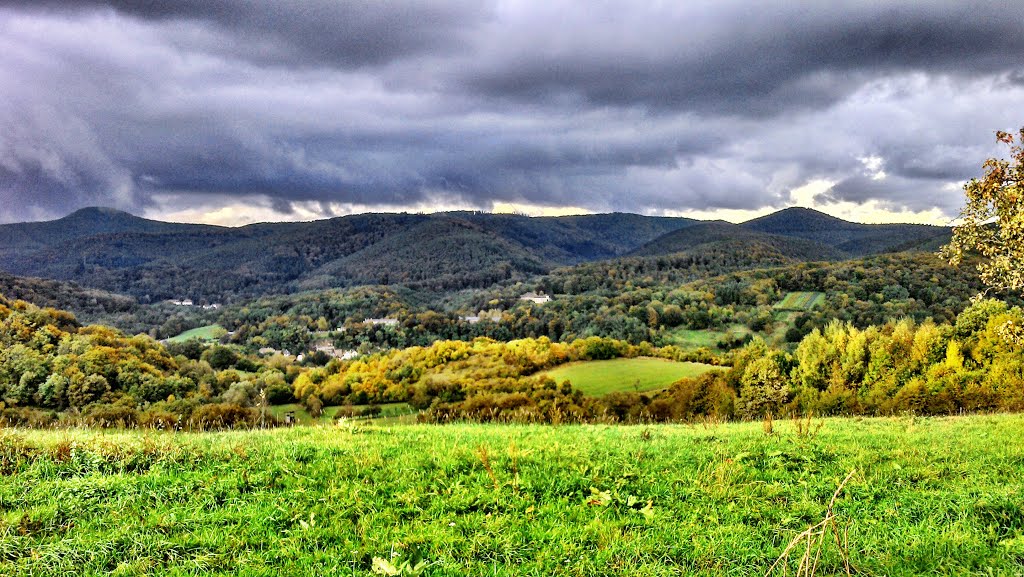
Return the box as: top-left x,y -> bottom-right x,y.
166,324 -> 228,344
665,325 -> 751,350
1,415 -> 1023,576
774,292 -> 825,312
540,358 -> 720,395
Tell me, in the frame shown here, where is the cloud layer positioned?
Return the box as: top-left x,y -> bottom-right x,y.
1,1 -> 1023,224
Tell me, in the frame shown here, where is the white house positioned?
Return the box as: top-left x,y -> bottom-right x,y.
519,292 -> 551,304
362,318 -> 399,326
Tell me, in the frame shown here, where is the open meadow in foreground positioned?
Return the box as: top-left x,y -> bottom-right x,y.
1,415 -> 1023,576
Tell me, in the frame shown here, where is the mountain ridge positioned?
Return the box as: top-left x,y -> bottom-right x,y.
0,206 -> 952,302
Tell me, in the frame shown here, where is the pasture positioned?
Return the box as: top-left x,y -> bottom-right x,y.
540,357 -> 721,396
166,324 -> 228,343
774,291 -> 825,312
0,415 -> 1022,575
665,325 -> 751,350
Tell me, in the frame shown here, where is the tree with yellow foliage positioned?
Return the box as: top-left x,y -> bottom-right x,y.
943,128 -> 1024,293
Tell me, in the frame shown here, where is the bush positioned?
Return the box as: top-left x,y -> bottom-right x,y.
0,407 -> 58,428
188,403 -> 261,430
138,409 -> 179,430
81,403 -> 139,428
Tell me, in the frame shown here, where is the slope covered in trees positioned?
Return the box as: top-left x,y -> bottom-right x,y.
740,207 -> 950,256
0,206 -> 952,304
628,221 -> 848,261
0,209 -> 695,302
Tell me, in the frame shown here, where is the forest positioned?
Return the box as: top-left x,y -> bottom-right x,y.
0,196 -> 1020,428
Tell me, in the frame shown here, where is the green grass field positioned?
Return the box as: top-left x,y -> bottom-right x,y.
774,292 -> 826,312
1,415 -> 1023,575
665,325 -> 751,350
540,357 -> 720,396
166,324 -> 227,343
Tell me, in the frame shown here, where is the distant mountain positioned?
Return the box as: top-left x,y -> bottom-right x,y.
301,218 -> 549,291
739,207 -> 950,256
0,208 -> 694,301
0,206 -> 952,302
628,221 -> 849,261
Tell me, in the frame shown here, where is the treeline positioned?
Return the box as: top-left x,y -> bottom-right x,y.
291,335 -> 723,420
2,289 -> 1023,428
289,298 -> 1024,423
0,293 -> 295,430
628,297 -> 1024,422
248,253 -> 992,356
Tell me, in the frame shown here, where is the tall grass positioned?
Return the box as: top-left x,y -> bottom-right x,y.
0,415 -> 1022,575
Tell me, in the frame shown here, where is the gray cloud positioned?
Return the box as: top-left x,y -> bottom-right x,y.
0,1 -> 1022,223
2,1 -> 488,67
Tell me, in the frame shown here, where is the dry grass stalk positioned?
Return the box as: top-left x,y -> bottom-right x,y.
793,412 -> 824,440
475,444 -> 500,491
765,469 -> 857,577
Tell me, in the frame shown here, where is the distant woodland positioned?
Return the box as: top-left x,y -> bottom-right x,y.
1,206 -> 1021,427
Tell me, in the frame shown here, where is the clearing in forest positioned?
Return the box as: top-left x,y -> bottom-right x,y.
540,357 -> 719,395
166,324 -> 227,343
774,291 -> 825,311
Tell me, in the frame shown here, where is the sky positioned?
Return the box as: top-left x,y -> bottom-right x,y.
1,1 -> 1023,226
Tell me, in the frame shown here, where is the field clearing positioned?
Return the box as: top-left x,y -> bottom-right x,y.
774,291 -> 825,312
166,323 -> 227,343
541,357 -> 721,396
665,324 -> 751,350
1,415 -> 1023,575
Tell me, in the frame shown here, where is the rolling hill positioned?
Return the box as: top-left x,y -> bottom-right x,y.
0,208 -> 694,302
739,207 -> 950,256
0,206 -> 952,303
627,221 -> 849,261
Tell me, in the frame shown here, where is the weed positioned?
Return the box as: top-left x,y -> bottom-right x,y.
792,412 -> 824,440
475,444 -> 500,491
766,469 -> 857,577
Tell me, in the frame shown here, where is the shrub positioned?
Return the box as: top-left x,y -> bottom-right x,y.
81,403 -> 139,428
0,407 -> 58,428
188,403 -> 260,430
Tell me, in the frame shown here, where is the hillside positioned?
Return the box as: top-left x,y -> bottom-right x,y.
0,272 -> 137,317
740,207 -> 950,255
628,221 -> 848,261
0,206 -> 951,303
0,209 -> 693,302
304,219 -> 549,290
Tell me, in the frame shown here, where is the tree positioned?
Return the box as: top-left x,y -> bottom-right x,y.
943,128 -> 1024,293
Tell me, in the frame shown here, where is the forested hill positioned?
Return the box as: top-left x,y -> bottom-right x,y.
739,207 -> 950,256
0,206 -> 952,303
627,221 -> 849,261
0,208 -> 695,302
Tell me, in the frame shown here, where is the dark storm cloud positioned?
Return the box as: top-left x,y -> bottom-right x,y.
455,3 -> 1024,116
1,1 -> 1023,223
1,0 -> 487,67
817,174 -> 962,214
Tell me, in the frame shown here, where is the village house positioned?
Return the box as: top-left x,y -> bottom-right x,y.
519,292 -> 551,304
462,310 -> 503,324
362,318 -> 400,327
311,340 -> 359,360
